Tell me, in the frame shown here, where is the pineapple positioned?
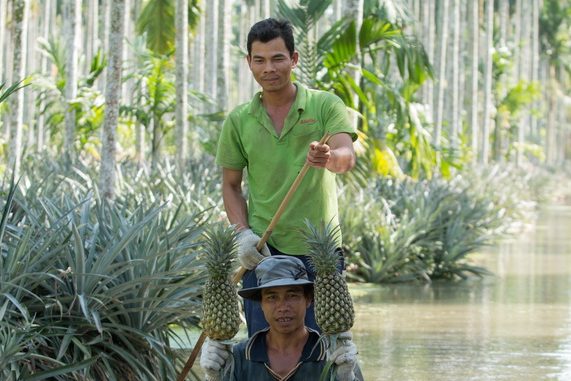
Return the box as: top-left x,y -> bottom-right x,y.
201,224 -> 241,340
303,221 -> 355,334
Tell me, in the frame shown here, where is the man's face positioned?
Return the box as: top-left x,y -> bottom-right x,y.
260,285 -> 310,334
247,37 -> 298,93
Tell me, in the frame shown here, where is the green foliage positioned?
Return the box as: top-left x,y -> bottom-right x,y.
0,79 -> 30,105
499,81 -> 542,117
33,38 -> 107,154
0,159 -> 227,380
277,0 -> 334,86
539,0 -> 571,71
136,0 -> 201,55
340,165 -> 548,283
278,0 -> 435,180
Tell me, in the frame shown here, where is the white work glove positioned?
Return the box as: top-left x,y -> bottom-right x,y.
199,339 -> 232,381
236,228 -> 271,269
331,331 -> 358,381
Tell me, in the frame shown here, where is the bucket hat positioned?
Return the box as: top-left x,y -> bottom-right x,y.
238,255 -> 313,300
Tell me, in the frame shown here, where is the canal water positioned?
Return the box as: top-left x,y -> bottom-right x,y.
351,204 -> 571,380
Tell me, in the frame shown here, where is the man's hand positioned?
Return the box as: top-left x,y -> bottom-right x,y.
307,141 -> 332,168
236,229 -> 271,269
200,339 -> 233,381
331,331 -> 358,381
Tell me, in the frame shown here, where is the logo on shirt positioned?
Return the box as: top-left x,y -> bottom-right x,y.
300,118 -> 317,125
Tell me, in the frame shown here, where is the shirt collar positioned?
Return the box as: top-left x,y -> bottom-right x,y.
245,327 -> 326,363
247,82 -> 307,116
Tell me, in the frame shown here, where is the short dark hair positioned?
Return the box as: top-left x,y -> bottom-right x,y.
247,18 -> 295,57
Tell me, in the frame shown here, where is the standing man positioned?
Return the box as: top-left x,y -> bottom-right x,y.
199,256 -> 363,380
216,18 -> 356,336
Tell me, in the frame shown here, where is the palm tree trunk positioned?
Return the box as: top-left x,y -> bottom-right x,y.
135,82 -> 146,168
556,68 -> 567,163
481,0 -> 494,165
514,0 -> 524,165
86,0 -> 99,72
260,0 -> 271,18
37,0 -> 51,151
468,0 -> 479,165
100,0 -> 112,92
421,0 -> 431,106
100,0 -> 126,200
63,0 -> 81,160
247,1 -> 258,95
9,0 -> 28,176
121,0 -> 132,104
333,0 -> 342,21
205,0 -> 218,112
192,13 -> 206,104
343,0 -> 364,128
217,0 -> 230,111
493,0 -> 510,162
450,0 -> 461,155
2,0 -> 13,140
434,0 -> 450,162
529,0 -> 540,140
517,0 -> 533,159
0,0 -> 6,84
237,2 -> 251,105
176,0 -> 189,162
26,3 -> 40,150
151,115 -> 161,172
545,65 -> 557,164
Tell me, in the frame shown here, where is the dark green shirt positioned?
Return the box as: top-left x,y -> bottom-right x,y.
223,327 -> 364,381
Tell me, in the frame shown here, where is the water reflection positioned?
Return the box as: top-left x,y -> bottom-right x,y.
352,205 -> 571,381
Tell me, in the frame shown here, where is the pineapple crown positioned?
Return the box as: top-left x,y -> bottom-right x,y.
302,220 -> 342,274
202,224 -> 237,277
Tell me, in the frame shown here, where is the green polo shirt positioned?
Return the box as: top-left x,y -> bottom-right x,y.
216,83 -> 356,254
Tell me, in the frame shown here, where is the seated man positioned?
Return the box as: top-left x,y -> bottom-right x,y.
200,255 -> 363,380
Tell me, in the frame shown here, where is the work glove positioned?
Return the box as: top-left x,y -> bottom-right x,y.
331,331 -> 358,381
199,339 -> 232,381
236,228 -> 271,269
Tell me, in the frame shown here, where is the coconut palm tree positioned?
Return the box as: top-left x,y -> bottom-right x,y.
468,0 -> 479,165
8,0 -> 28,177
481,0 -> 494,164
100,0 -> 126,200
63,0 -> 81,161
204,0 -> 218,111
216,0 -> 230,111
433,0 -> 449,164
175,0 -> 189,162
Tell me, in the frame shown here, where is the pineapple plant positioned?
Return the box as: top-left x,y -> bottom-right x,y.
201,224 -> 241,340
303,221 -> 355,334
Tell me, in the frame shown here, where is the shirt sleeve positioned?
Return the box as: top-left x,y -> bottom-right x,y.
215,112 -> 248,170
321,93 -> 358,142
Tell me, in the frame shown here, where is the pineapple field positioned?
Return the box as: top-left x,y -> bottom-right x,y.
0,156 -> 559,380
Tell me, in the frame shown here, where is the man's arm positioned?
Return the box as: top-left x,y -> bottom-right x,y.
306,132 -> 356,173
222,168 -> 249,231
